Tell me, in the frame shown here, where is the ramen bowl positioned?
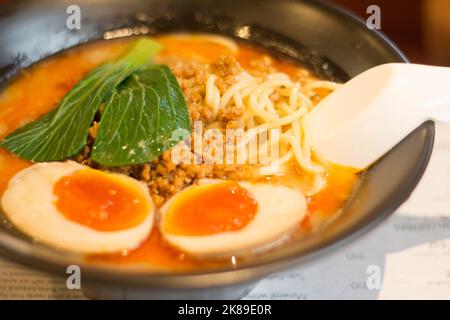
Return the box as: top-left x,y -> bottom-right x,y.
0,0 -> 434,299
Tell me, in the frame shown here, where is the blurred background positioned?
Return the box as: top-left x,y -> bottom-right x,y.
1,0 -> 449,66
328,0 -> 450,66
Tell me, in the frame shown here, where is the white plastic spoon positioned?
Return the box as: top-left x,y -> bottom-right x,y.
306,63 -> 450,170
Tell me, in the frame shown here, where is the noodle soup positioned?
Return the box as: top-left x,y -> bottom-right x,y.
0,34 -> 359,271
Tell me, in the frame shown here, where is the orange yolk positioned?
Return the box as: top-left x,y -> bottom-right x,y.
163,181 -> 258,236
53,169 -> 151,232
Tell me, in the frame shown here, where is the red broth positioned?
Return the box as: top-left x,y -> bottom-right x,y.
0,35 -> 359,271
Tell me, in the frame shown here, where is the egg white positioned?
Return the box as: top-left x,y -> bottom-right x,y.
159,179 -> 307,258
1,161 -> 154,254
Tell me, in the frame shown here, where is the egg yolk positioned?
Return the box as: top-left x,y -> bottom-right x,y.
53,169 -> 151,231
163,181 -> 258,236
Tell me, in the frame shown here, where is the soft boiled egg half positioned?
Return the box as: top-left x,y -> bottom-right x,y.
1,161 -> 154,254
159,179 -> 307,258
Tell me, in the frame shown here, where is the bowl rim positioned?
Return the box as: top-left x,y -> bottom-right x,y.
0,0 -> 434,289
314,0 -> 409,63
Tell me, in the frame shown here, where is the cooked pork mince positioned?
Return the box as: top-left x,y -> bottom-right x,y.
74,55 -> 257,206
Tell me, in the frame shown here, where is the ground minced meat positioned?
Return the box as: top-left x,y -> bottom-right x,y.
74,55 -> 256,206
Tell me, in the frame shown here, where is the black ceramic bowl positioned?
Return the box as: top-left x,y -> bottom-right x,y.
0,0 -> 434,299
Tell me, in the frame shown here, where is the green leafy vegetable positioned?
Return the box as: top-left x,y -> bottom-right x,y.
0,38 -> 162,161
91,65 -> 191,166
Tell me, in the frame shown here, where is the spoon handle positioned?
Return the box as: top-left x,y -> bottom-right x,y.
412,65 -> 450,123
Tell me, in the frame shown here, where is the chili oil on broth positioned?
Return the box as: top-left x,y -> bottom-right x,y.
0,34 -> 359,271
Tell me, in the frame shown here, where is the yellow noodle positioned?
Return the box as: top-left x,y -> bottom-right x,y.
204,64 -> 339,193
